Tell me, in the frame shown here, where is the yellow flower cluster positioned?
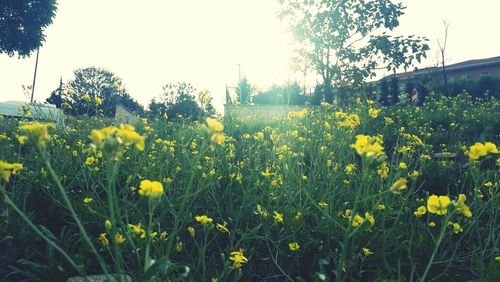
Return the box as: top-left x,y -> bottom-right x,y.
335,112 -> 361,128
289,242 -> 300,251
389,178 -> 407,194
0,160 -> 23,182
368,108 -> 381,118
18,122 -> 52,148
351,212 -> 375,228
206,118 -> 226,145
90,124 -> 145,157
229,249 -> 248,268
128,223 -> 146,238
427,195 -> 450,215
350,134 -> 384,158
195,215 -> 213,225
465,142 -> 498,161
454,194 -> 472,217
138,180 -> 164,198
287,110 -> 306,119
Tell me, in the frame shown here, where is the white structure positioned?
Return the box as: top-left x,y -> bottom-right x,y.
0,101 -> 64,123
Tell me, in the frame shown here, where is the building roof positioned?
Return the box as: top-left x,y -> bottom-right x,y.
382,55 -> 500,81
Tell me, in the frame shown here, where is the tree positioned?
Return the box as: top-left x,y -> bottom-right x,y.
46,67 -> 143,116
279,0 -> 429,102
391,75 -> 400,104
437,20 -> 450,96
236,78 -> 253,104
0,0 -> 57,57
379,78 -> 389,105
148,82 -> 214,120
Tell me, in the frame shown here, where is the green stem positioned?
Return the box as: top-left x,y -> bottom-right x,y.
105,160 -> 125,279
420,213 -> 450,282
144,198 -> 154,272
43,154 -> 110,277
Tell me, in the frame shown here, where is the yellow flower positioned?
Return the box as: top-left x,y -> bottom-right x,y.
89,124 -> 145,156
399,162 -> 408,169
384,117 -> 394,125
206,118 -> 224,134
229,249 -> 248,268
210,133 -> 226,145
83,197 -> 93,204
318,201 -> 328,208
484,142 -> 498,154
254,132 -> 264,141
409,170 -> 420,180
19,122 -> 51,148
363,247 -> 374,256
85,156 -> 95,166
216,221 -> 229,233
377,204 -> 385,210
466,142 -> 498,160
377,162 -> 389,179
389,178 -> 407,194
344,163 -> 356,175
195,215 -> 213,225
427,195 -> 451,215
451,222 -> 463,234
413,206 -> 427,217
105,219 -> 112,231
176,241 -> 184,252
187,226 -> 195,237
428,222 -> 436,228
350,134 -> 384,158
0,160 -> 23,182
160,231 -> 168,240
454,194 -> 472,218
352,214 -> 364,227
368,108 -> 381,118
295,211 -> 302,221
484,181 -> 493,188
288,242 -> 300,251
256,204 -> 268,219
364,212 -> 375,226
128,223 -> 146,238
261,168 -> 272,178
99,233 -> 109,246
82,94 -> 91,102
115,233 -> 126,244
95,96 -> 103,105
138,180 -> 164,198
273,211 -> 284,223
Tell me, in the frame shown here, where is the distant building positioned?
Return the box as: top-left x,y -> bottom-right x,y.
382,55 -> 500,83
115,103 -> 139,124
0,101 -> 64,123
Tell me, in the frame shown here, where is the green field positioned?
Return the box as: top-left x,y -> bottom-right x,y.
1,93 -> 499,281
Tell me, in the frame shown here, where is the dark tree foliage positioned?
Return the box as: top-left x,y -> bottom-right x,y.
236,78 -> 253,104
149,82 -> 215,121
280,0 -> 429,101
46,67 -> 143,117
390,76 -> 399,104
311,84 -> 324,105
252,83 -> 306,105
0,0 -> 57,57
379,78 -> 389,105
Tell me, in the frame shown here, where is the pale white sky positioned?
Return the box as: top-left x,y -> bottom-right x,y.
1,0 -> 499,111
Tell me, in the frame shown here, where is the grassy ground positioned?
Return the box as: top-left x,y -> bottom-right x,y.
0,93 -> 499,281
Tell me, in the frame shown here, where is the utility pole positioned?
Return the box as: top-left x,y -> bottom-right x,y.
30,46 -> 40,103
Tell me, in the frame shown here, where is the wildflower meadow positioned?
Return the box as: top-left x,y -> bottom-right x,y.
0,93 -> 499,281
